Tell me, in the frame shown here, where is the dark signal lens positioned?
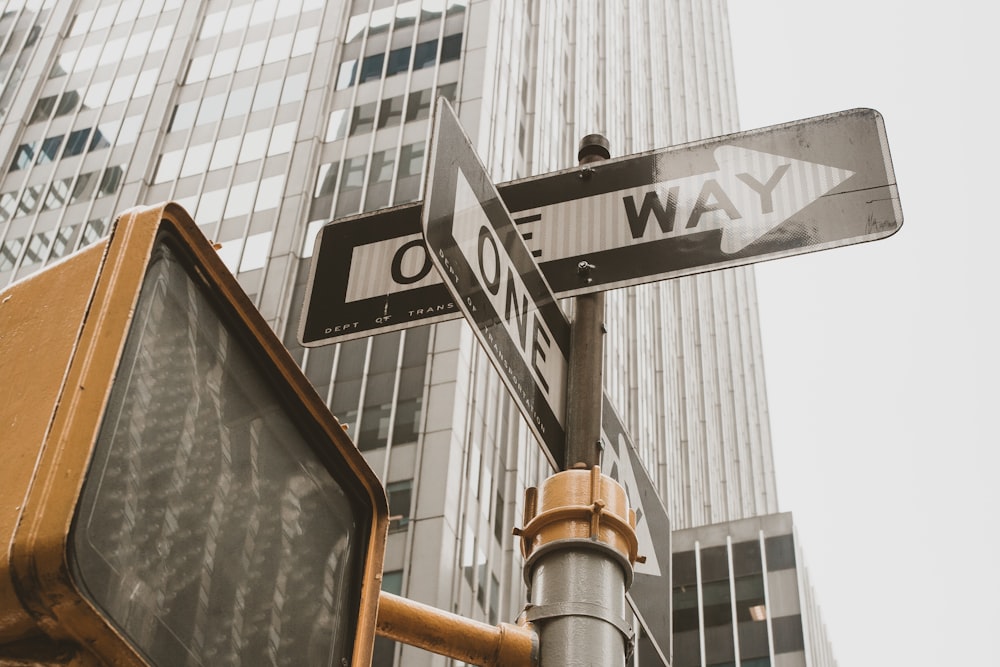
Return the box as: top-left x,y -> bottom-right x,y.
70,242 -> 366,666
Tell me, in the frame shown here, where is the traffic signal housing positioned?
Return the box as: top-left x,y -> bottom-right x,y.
0,203 -> 388,666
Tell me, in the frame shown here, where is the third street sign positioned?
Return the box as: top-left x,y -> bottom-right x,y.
301,108 -> 901,346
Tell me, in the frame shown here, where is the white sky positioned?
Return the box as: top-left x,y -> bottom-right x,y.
726,2 -> 1000,664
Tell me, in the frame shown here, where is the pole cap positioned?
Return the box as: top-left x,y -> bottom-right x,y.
577,134 -> 611,163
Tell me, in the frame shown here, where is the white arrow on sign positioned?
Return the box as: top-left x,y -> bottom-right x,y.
520,146 -> 856,261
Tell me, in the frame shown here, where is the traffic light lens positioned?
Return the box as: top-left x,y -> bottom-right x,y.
70,241 -> 368,666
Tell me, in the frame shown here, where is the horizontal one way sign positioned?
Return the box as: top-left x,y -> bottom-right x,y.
300,108 -> 901,346
421,99 -> 571,468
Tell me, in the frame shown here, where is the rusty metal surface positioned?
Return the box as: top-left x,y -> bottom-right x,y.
0,242 -> 106,644
516,467 -> 641,570
376,591 -> 536,666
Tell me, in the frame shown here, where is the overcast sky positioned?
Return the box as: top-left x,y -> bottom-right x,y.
726,2 -> 999,664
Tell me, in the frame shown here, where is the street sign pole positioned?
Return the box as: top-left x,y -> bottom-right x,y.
564,134 -> 611,469
422,100 -> 640,667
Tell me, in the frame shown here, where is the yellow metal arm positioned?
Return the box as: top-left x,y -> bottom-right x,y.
376,591 -> 537,667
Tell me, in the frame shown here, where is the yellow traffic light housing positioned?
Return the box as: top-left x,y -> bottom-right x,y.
0,203 -> 388,666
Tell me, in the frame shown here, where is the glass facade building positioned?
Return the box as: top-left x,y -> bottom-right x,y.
0,0 -> 833,665
672,514 -> 837,667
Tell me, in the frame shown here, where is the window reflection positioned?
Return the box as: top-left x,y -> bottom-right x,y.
314,162 -> 339,198
334,33 -> 463,89
154,150 -> 183,184
18,185 -> 43,217
239,231 -> 272,272
117,115 -> 143,145
264,33 -> 293,64
63,129 -> 92,157
291,27 -> 319,57
359,53 -> 384,83
369,149 -> 395,184
251,79 -> 282,112
179,144 -> 211,178
350,102 -> 376,136
196,189 -> 227,223
209,47 -> 239,79
72,172 -> 98,204
254,175 -> 284,212
0,192 -> 17,221
36,135 -> 64,165
30,95 -> 57,123
267,122 -> 297,156
386,46 -> 410,76
224,87 -> 253,119
279,72 -> 309,105
224,181 -> 256,219
386,480 -> 413,532
43,177 -> 73,211
236,40 -> 265,71
10,143 -> 36,171
169,100 -> 199,131
195,93 -> 226,126
98,165 -> 124,197
336,60 -> 357,90
378,94 -> 404,129
185,54 -> 212,84
340,156 -> 366,192
397,142 -> 425,179
238,128 -> 269,164
326,108 -> 348,141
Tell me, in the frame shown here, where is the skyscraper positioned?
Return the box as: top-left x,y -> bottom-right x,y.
0,1 -> 830,665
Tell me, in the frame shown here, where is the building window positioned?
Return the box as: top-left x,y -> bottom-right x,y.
378,94 -> 404,129
10,142 -> 36,171
22,231 -> 50,266
340,155 -> 367,191
29,94 -> 57,123
765,534 -> 796,571
80,218 -> 107,246
43,177 -> 73,211
98,166 -> 124,197
441,33 -> 462,62
18,185 -> 43,217
0,191 -> 17,221
63,128 -> 93,158
385,45 -> 410,76
334,33 -> 463,90
50,224 -> 80,260
0,238 -> 23,272
386,480 -> 413,532
350,101 -> 377,136
359,52 -> 384,83
412,40 -> 437,70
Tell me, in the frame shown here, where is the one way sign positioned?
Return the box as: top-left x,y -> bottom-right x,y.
300,108 -> 900,346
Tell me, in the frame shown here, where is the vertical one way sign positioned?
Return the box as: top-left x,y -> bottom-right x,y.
422,98 -> 571,468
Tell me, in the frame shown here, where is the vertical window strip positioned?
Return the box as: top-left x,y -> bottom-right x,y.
727,536 -> 742,667
758,530 -> 776,663
695,541 -> 706,667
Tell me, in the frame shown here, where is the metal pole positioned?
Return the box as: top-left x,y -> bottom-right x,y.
517,466 -> 640,667
376,590 -> 537,666
563,134 -> 611,469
